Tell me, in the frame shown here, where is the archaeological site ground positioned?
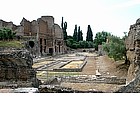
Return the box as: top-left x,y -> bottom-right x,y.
0,17 -> 140,93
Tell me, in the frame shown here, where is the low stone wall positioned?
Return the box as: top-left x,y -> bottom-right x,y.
62,76 -> 126,85
61,76 -> 126,85
43,75 -> 126,85
53,60 -> 87,72
0,49 -> 39,88
39,85 -> 103,93
35,60 -> 61,71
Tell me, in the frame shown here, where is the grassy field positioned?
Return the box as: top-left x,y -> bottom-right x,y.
0,40 -> 24,48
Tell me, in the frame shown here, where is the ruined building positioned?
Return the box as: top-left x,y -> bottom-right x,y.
0,16 -> 67,56
116,18 -> 140,92
125,18 -> 140,83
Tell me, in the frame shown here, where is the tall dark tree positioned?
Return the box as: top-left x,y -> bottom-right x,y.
77,26 -> 83,42
86,25 -> 93,42
77,26 -> 81,42
61,17 -> 67,40
63,22 -> 67,40
73,25 -> 78,41
61,17 -> 64,29
80,30 -> 83,41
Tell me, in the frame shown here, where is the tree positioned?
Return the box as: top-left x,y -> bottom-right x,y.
77,26 -> 81,42
102,35 -> 126,61
73,25 -> 78,41
0,28 -> 16,40
86,25 -> 93,42
61,17 -> 64,29
61,17 -> 67,40
77,26 -> 83,42
93,31 -> 110,51
80,30 -> 83,41
63,22 -> 67,40
73,25 -> 83,42
79,41 -> 88,48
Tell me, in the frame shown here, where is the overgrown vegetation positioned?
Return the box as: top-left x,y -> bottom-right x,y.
66,36 -> 94,49
102,35 -> 127,61
93,31 -> 111,51
0,28 -> 25,48
0,28 -> 16,40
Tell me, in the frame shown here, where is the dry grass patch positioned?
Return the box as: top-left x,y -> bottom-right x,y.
62,61 -> 84,68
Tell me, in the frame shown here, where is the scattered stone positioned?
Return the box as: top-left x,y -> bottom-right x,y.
13,88 -> 39,93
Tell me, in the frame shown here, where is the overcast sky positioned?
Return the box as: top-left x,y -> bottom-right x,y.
1,0 -> 140,39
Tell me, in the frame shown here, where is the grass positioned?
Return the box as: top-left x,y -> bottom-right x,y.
0,40 -> 24,48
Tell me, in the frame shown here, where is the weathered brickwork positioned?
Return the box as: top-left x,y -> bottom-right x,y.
116,18 -> 140,92
0,16 -> 66,56
0,50 -> 39,88
125,18 -> 140,83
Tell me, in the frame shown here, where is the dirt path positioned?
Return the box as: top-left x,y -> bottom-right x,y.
81,56 -> 97,75
96,56 -> 118,76
80,55 -> 127,77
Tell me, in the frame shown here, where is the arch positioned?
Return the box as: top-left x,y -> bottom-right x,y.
29,41 -> 35,48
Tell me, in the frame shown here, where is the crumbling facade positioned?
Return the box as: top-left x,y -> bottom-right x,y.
125,18 -> 140,83
0,16 -> 67,56
116,18 -> 140,92
0,50 -> 39,88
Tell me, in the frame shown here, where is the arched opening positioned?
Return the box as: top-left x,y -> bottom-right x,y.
49,48 -> 53,55
29,41 -> 35,48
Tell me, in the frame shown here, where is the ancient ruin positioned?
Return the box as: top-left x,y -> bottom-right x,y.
117,18 -> 140,92
1,16 -> 140,92
0,49 -> 39,88
125,18 -> 140,83
0,16 -> 66,56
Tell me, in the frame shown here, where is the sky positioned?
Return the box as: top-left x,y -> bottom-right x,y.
0,0 -> 140,39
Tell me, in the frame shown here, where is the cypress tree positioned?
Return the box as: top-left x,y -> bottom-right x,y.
86,25 -> 93,42
61,17 -> 67,40
77,26 -> 81,42
63,21 -> 67,40
77,26 -> 83,42
73,25 -> 78,41
79,30 -> 83,41
61,17 -> 64,29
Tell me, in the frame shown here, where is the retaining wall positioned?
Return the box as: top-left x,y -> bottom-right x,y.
61,76 -> 126,85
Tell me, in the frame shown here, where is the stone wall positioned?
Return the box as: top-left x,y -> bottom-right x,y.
0,16 -> 65,56
54,24 -> 66,54
0,20 -> 17,31
126,18 -> 140,83
116,18 -> 140,92
20,18 -> 31,36
0,49 -> 39,88
60,76 -> 126,85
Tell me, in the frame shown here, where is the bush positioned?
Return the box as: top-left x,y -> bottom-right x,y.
103,35 -> 126,61
0,28 -> 16,41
